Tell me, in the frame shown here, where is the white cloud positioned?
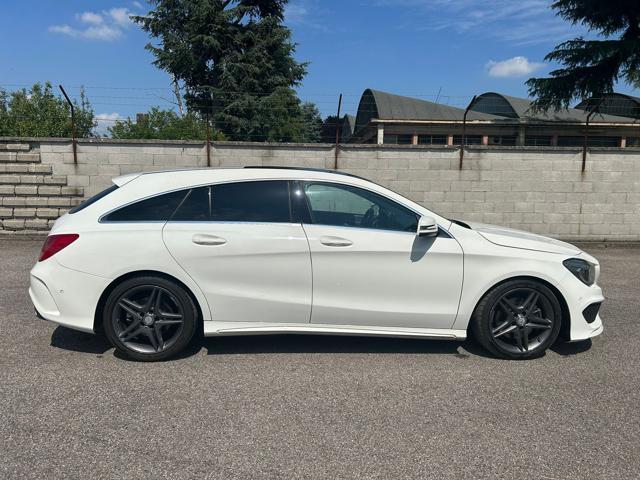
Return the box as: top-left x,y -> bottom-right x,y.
48,24 -> 123,41
486,56 -> 544,78
77,12 -> 104,25
95,113 -> 123,136
49,6 -> 136,42
132,1 -> 144,10
286,4 -> 309,24
108,8 -> 134,27
370,0 -> 585,45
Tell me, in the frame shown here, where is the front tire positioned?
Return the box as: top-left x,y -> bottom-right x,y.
471,279 -> 562,359
103,276 -> 198,361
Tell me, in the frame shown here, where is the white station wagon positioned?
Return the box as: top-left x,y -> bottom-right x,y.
29,167 -> 604,361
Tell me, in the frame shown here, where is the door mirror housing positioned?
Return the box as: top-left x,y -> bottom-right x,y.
417,216 -> 438,237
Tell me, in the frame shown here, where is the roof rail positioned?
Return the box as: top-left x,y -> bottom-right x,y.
242,166 -> 366,180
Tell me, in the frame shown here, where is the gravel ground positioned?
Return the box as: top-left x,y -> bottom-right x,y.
0,239 -> 638,479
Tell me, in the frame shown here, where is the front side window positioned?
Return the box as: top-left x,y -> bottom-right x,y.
102,189 -> 188,222
303,182 -> 418,233
211,181 -> 291,223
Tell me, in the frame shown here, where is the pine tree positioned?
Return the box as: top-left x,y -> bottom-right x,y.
527,1 -> 640,110
134,0 -> 318,142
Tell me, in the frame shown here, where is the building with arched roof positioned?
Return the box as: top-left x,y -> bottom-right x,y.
575,93 -> 640,120
349,89 -> 640,148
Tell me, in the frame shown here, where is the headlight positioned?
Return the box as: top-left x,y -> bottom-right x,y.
563,258 -> 596,286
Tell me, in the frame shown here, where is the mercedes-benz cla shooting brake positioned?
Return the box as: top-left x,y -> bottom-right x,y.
29,167 -> 604,361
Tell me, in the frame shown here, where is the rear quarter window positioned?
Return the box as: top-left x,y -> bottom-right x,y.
69,184 -> 119,214
102,190 -> 188,222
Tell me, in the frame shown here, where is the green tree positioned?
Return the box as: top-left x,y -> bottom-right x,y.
0,82 -> 95,137
134,0 -> 319,142
527,1 -> 640,110
108,107 -> 224,140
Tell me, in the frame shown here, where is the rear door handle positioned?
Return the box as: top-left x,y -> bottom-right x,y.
192,234 -> 227,246
319,236 -> 353,247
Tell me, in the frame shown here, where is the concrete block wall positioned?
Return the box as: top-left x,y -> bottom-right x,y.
0,142 -> 84,233
1,137 -> 639,241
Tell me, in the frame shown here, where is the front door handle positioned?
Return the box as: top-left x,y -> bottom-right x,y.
319,236 -> 353,247
192,234 -> 227,246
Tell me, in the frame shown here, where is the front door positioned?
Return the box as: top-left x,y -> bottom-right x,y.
299,181 -> 463,329
163,180 -> 312,324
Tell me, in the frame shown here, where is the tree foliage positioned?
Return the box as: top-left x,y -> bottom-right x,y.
0,82 -> 95,137
108,107 -> 224,140
134,0 -> 321,142
527,0 -> 640,110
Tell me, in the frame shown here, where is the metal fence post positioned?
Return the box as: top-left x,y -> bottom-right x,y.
58,85 -> 77,164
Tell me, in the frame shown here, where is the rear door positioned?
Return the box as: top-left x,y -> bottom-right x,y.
162,180 -> 312,324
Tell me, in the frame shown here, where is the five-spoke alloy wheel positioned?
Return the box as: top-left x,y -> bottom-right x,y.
472,279 -> 562,359
103,276 -> 197,361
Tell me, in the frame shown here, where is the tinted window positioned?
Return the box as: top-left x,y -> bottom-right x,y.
303,182 -> 418,233
171,187 -> 210,221
103,190 -> 187,222
290,181 -> 312,223
211,181 -> 291,223
69,184 -> 118,214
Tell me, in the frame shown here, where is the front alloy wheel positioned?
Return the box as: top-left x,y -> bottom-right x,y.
103,276 -> 197,361
472,280 -> 562,359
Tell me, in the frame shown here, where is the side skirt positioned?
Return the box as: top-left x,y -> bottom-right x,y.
203,321 -> 467,340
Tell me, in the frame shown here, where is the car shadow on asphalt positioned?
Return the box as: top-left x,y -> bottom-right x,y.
50,325 -> 487,359
550,339 -> 593,356
203,334 -> 489,358
50,326 -> 112,355
51,326 -> 587,361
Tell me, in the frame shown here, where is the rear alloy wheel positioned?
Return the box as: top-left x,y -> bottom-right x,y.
472,280 -> 562,359
103,276 -> 197,361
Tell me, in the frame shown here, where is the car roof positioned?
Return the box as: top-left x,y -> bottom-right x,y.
112,166 -> 370,188
87,166 -> 450,227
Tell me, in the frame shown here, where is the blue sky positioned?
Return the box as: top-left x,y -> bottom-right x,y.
1,0 -> 638,133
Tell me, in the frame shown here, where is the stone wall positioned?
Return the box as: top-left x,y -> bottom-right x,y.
1,137 -> 639,241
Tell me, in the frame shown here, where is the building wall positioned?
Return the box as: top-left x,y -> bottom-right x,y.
2,138 -> 639,241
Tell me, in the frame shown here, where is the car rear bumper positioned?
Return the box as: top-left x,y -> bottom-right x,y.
29,258 -> 111,334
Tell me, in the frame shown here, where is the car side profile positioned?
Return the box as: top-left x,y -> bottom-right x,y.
29,167 -> 604,361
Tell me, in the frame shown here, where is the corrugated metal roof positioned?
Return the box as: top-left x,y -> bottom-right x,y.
367,89 -> 503,121
575,93 -> 640,119
472,92 -> 636,123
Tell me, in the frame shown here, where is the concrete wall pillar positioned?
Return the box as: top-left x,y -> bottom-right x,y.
482,135 -> 489,146
377,124 -> 385,145
412,135 -> 419,145
447,134 -> 454,146
621,137 -> 627,148
517,126 -> 526,146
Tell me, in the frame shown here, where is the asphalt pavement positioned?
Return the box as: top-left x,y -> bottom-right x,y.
1,239 -> 638,479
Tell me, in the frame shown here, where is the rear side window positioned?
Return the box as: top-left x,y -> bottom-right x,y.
211,181 -> 291,223
102,190 -> 188,222
171,187 -> 210,221
69,184 -> 119,214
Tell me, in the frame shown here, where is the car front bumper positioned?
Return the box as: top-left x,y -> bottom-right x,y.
564,281 -> 604,342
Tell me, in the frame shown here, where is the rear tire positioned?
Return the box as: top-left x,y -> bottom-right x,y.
103,276 -> 198,361
471,279 -> 562,360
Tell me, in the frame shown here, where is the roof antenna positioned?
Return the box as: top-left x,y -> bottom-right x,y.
435,86 -> 442,104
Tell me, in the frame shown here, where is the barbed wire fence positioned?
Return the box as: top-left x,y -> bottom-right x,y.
2,82 -> 640,171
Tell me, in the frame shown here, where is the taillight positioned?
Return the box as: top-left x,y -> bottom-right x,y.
39,234 -> 80,262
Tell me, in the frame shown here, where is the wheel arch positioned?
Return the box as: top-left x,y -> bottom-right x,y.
93,270 -> 206,334
468,275 -> 571,340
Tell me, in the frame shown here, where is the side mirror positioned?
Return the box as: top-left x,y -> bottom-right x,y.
417,216 -> 438,237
